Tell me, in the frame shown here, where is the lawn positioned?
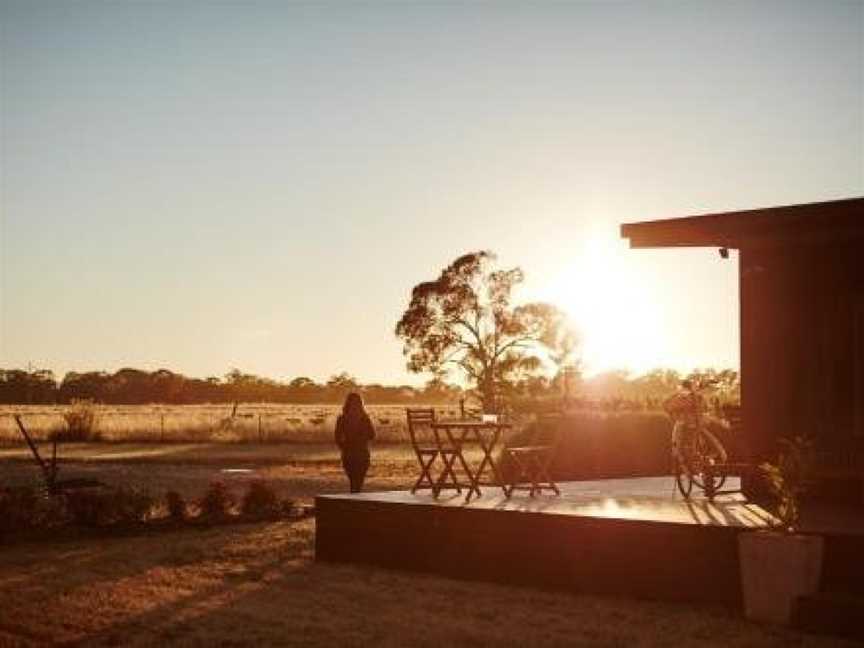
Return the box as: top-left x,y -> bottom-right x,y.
0,442 -> 853,646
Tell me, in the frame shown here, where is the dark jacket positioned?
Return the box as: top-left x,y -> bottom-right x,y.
335,413 -> 375,454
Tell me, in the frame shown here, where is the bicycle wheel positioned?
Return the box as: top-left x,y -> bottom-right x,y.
688,430 -> 728,494
671,422 -> 694,498
674,456 -> 694,498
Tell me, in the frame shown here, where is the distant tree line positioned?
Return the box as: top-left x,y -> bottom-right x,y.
0,368 -> 462,405
0,366 -> 738,408
506,367 -> 740,414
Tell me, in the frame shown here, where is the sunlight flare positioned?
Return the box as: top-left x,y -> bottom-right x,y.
541,231 -> 669,376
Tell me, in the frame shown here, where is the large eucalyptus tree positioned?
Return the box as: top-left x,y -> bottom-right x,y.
395,251 -> 576,412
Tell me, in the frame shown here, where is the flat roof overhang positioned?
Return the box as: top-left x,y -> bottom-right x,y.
621,196 -> 864,249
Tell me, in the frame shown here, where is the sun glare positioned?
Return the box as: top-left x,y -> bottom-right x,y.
542,232 -> 669,377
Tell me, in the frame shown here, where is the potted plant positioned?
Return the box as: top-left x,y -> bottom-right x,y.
739,435 -> 824,624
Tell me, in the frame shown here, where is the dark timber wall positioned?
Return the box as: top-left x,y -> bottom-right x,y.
741,235 -> 864,469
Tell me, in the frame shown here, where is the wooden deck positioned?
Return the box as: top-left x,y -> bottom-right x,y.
316,477 -> 769,607
316,477 -> 864,608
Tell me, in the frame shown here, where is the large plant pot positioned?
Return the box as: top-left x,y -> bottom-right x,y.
739,530 -> 824,624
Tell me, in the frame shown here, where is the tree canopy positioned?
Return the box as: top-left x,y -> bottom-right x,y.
395,251 -> 576,411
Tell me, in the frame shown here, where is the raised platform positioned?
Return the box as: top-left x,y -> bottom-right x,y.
316,477 -> 777,607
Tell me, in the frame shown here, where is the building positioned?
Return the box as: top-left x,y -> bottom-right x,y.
621,197 -> 864,495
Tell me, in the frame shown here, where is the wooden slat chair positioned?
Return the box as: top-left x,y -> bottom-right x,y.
503,416 -> 561,497
406,408 -> 461,496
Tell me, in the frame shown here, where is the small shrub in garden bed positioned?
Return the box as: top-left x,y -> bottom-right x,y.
198,481 -> 234,520
0,487 -> 71,538
165,490 -> 187,522
0,487 -> 40,533
241,480 -> 280,518
65,486 -> 155,528
114,487 -> 155,525
280,497 -> 298,517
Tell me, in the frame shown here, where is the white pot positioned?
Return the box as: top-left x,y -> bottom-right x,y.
738,530 -> 824,625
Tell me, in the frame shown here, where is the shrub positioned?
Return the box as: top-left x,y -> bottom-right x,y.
0,487 -> 70,535
760,435 -> 814,532
241,480 -> 280,518
165,490 -> 187,522
199,481 -> 234,520
64,486 -> 154,528
65,489 -> 115,527
280,497 -> 297,517
113,487 -> 155,525
0,487 -> 40,533
58,400 -> 101,442
500,410 -> 678,481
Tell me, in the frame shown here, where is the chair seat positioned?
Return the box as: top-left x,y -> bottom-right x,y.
503,424 -> 561,498
415,445 -> 460,455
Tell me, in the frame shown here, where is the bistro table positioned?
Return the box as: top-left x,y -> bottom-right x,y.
430,420 -> 512,501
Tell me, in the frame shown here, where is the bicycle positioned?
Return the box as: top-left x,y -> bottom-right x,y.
664,377 -> 730,499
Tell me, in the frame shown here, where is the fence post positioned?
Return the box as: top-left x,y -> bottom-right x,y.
258,413 -> 263,443
160,414 -> 165,442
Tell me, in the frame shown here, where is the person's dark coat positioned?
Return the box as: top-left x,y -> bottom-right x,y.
335,412 -> 375,492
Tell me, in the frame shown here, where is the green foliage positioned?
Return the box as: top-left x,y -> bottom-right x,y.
199,481 -> 234,519
165,490 -> 187,522
759,435 -> 814,532
241,481 -> 280,518
58,399 -> 101,442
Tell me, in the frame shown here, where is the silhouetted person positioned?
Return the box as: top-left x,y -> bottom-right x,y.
335,392 -> 376,493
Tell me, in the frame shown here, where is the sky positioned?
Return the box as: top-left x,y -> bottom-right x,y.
1,1 -> 862,386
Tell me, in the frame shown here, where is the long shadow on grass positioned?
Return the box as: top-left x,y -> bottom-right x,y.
37,522 -> 318,646
0,522 -> 298,615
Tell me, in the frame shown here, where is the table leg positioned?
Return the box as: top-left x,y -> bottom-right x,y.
473,428 -> 505,496
452,429 -> 481,501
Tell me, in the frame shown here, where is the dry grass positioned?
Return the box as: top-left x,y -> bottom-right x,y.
0,404 -> 467,444
0,518 -> 851,647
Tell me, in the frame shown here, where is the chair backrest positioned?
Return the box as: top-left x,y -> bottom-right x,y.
405,408 -> 436,448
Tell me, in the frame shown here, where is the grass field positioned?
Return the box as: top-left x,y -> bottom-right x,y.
0,404 -> 467,444
0,442 -> 853,646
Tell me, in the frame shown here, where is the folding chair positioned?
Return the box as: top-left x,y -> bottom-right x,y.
406,408 -> 461,496
503,416 -> 561,497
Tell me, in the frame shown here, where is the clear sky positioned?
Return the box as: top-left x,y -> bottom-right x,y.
1,1 -> 862,385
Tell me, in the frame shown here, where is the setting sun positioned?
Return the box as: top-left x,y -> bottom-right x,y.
541,232 -> 669,377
